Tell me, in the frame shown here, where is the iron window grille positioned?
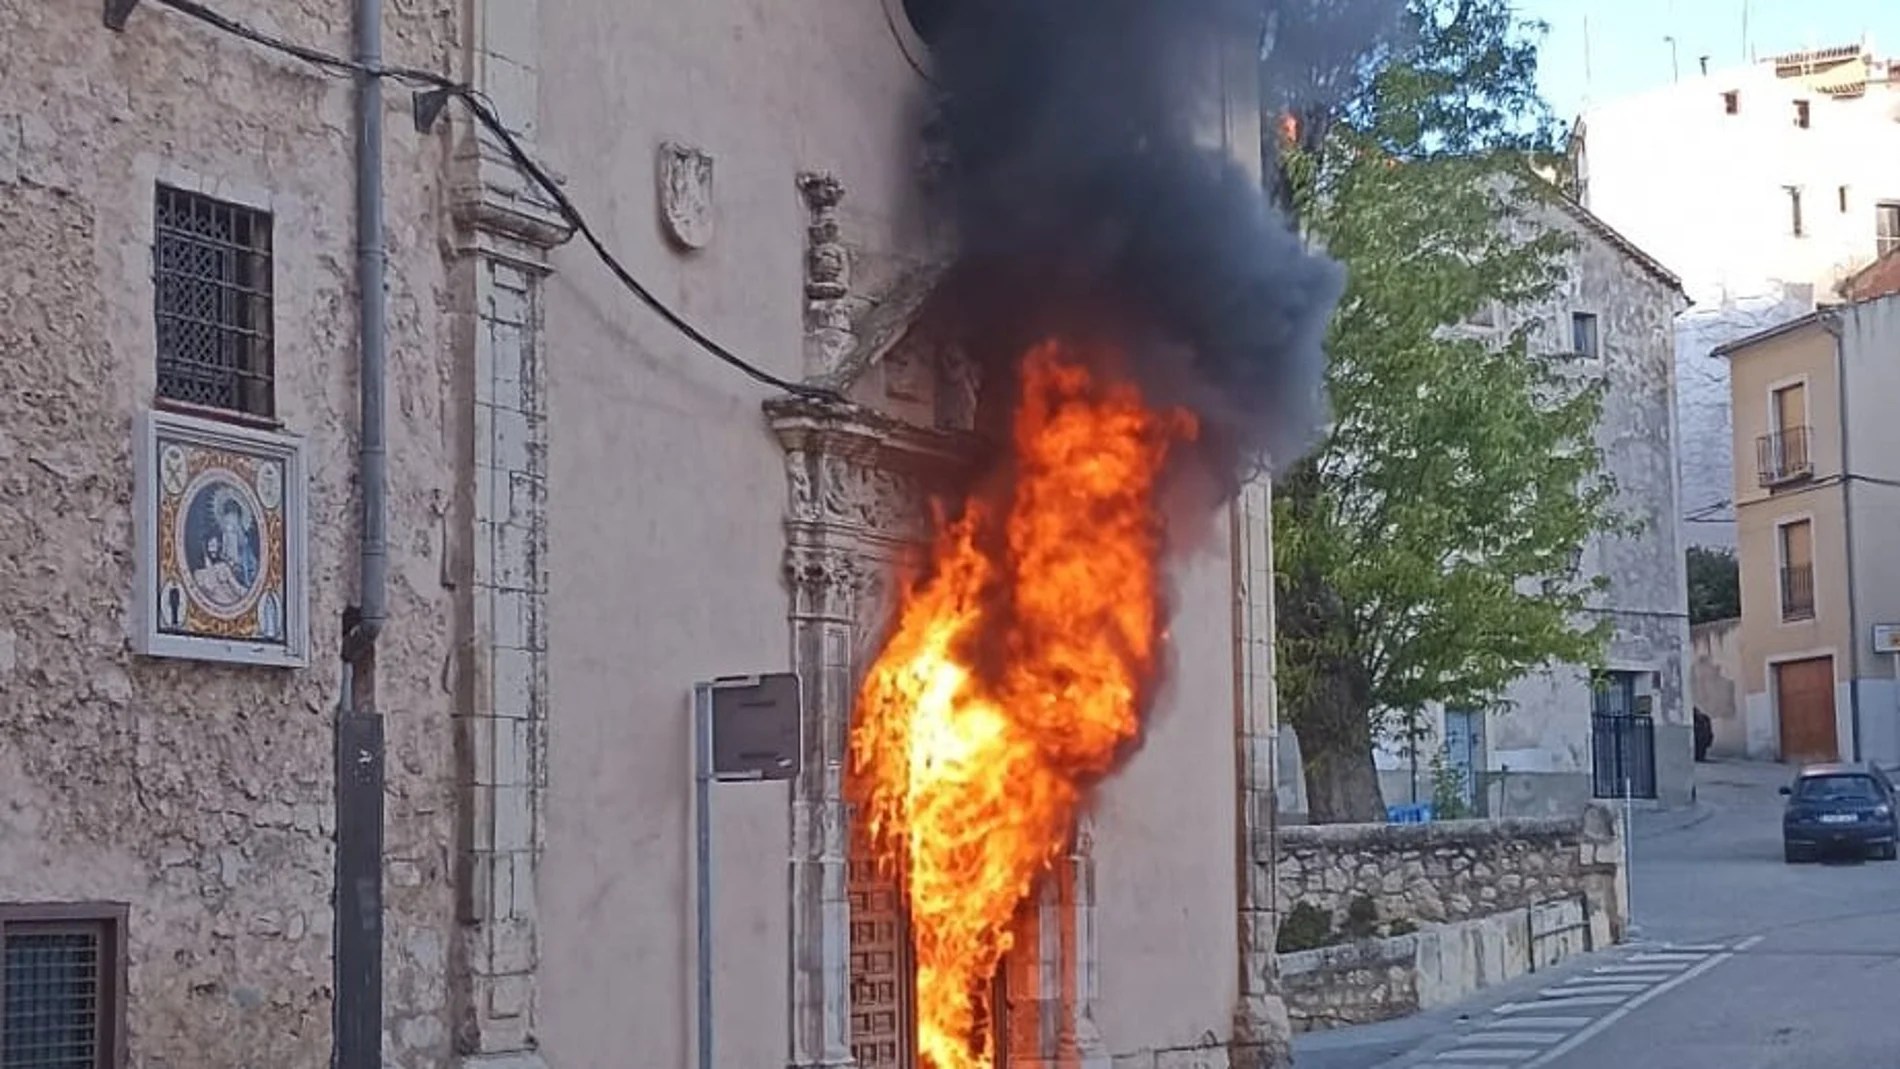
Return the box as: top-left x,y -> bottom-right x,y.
0,904 -> 127,1069
154,186 -> 275,420
1780,563 -> 1816,622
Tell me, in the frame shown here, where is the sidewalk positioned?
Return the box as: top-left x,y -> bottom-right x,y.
1291,947 -> 1609,1069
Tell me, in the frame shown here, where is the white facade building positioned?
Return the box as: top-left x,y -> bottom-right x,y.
1570,43 -> 1900,548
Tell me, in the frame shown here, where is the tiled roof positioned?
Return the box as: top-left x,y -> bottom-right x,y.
1842,248 -> 1900,303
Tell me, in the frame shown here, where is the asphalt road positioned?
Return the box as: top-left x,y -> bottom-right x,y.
1293,759 -> 1900,1069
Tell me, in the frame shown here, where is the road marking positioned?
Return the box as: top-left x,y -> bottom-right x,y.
1497,995 -> 1628,1013
1481,1017 -> 1593,1030
1433,1050 -> 1543,1062
1535,983 -> 1649,997
1458,1031 -> 1568,1045
1625,952 -> 1706,963
1589,964 -> 1685,975
1655,943 -> 1730,952
1519,948 -> 1740,1067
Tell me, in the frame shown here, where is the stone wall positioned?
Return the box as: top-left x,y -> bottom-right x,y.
0,2 -> 461,1066
1276,806 -> 1626,941
1692,619 -> 1747,758
1280,898 -> 1596,1032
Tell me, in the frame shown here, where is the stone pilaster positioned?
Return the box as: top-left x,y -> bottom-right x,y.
447,2 -> 571,1066
1230,478 -> 1292,1069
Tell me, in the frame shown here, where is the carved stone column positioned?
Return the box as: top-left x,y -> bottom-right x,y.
1005,821 -> 1110,1069
447,3 -> 573,1067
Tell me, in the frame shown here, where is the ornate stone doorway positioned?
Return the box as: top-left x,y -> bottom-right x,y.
774,170 -> 1119,1069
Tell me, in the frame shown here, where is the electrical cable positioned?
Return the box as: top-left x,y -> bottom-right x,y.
148,0 -> 842,402
878,0 -> 935,83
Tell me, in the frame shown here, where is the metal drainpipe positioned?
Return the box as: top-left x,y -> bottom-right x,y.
1829,315 -> 1863,761
336,0 -> 388,1065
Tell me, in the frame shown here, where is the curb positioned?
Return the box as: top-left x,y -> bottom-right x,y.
1633,803 -> 1714,841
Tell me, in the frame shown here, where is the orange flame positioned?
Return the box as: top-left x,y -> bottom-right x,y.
848,340 -> 1197,1069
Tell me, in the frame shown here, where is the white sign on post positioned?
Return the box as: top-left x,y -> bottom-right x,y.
1873,624 -> 1900,655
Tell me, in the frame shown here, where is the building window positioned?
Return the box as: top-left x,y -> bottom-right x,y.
1570,311 -> 1600,359
1779,519 -> 1816,622
1757,382 -> 1813,486
154,185 -> 275,420
1722,89 -> 1740,114
1793,99 -> 1811,128
1786,186 -> 1805,237
1879,201 -> 1900,258
0,904 -> 127,1069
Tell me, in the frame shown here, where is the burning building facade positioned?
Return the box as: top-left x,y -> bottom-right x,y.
535,0 -> 1331,1064
1,0 -> 1353,1066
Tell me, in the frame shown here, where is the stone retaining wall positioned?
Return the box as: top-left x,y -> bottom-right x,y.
1276,803 -> 1627,938
1273,805 -> 1627,1032
1279,897 -> 1597,1031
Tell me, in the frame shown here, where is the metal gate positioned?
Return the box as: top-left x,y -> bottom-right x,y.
1591,671 -> 1657,800
1443,709 -> 1485,814
1591,714 -> 1657,800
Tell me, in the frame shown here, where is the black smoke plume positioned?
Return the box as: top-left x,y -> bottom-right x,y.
920,0 -> 1405,484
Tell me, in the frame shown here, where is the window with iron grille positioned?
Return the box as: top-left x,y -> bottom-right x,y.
0,904 -> 126,1069
154,186 -> 275,419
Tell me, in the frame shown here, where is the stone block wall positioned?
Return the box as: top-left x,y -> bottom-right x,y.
1279,900 -> 1596,1032
1692,619 -> 1747,758
1275,805 -> 1627,941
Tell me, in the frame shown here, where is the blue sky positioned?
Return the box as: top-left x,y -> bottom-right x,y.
1515,0 -> 1900,119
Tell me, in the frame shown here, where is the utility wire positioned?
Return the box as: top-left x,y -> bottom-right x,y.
148,0 -> 842,402
1576,605 -> 1693,621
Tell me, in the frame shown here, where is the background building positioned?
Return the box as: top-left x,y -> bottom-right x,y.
1713,292 -> 1900,768
1359,193 -> 1695,818
1571,42 -> 1900,549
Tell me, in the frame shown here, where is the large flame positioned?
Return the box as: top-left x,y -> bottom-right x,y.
848,340 -> 1197,1069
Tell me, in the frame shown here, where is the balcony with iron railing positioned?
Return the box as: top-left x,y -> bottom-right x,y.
1781,563 -> 1816,622
1757,426 -> 1814,487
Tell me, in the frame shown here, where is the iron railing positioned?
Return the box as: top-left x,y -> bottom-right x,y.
1756,426 -> 1813,486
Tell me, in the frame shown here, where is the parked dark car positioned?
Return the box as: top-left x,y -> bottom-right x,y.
1781,763 -> 1898,863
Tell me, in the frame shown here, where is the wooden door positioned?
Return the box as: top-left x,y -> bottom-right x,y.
847,813 -> 914,1069
1775,656 -> 1838,765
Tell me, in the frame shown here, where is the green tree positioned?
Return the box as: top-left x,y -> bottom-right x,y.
1268,0 -> 1624,822
1685,546 -> 1740,624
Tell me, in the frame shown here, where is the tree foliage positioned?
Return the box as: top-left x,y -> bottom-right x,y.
1685,546 -> 1741,625
1268,0 -> 1625,822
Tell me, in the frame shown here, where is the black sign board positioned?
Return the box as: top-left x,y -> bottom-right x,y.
709,673 -> 802,782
